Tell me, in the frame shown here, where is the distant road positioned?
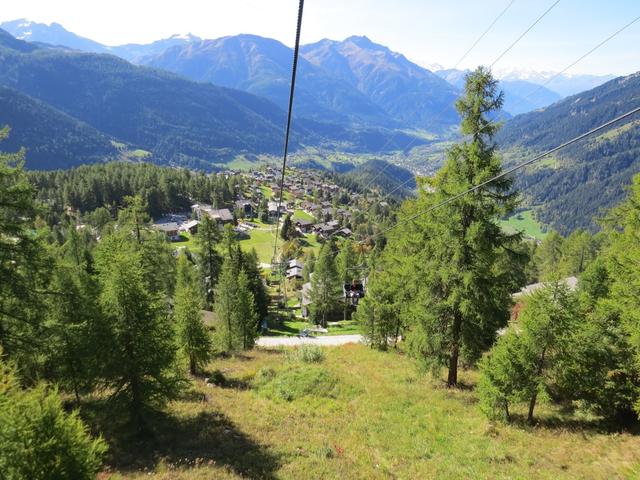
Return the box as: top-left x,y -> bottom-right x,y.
256,334 -> 364,347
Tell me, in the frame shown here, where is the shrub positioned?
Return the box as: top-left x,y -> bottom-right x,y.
0,361 -> 107,480
254,366 -> 337,402
285,345 -> 326,363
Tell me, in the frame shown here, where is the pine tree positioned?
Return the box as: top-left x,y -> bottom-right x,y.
214,258 -> 238,352
174,254 -> 212,375
310,242 -> 341,327
336,239 -> 358,320
478,283 -> 577,423
302,250 -> 316,282
95,231 -> 179,430
602,174 -> 640,417
44,258 -> 103,403
535,230 -> 565,280
281,214 -> 293,241
213,258 -> 258,351
355,269 -> 399,350
401,67 -> 520,386
236,271 -> 258,350
0,127 -> 50,377
240,249 -> 269,322
196,215 -> 222,309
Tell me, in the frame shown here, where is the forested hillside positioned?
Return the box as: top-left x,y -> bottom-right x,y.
0,87 -> 119,169
28,162 -> 244,219
345,159 -> 416,197
498,72 -> 640,233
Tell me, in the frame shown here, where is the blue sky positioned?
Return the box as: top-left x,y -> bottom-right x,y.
1,0 -> 638,75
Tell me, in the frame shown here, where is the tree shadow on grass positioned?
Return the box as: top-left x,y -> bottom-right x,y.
505,412 -> 640,435
85,404 -> 280,479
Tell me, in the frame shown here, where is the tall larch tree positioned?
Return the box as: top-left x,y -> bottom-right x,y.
310,242 -> 341,327
196,215 -> 222,309
95,230 -> 179,431
174,254 -> 212,375
403,67 -> 521,386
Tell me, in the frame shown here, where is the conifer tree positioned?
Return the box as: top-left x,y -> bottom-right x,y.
45,259 -> 103,403
214,258 -> 238,352
281,214 -> 293,241
602,175 -> 640,416
240,249 -> 269,322
401,67 -> 520,386
196,215 -> 222,309
478,283 -> 577,423
174,254 -> 212,375
0,127 -> 50,376
95,232 -> 179,430
310,242 -> 341,327
236,270 -> 258,350
214,258 -> 258,351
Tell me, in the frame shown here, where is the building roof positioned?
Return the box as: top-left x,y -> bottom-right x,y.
286,266 -> 304,278
153,222 -> 180,232
180,219 -> 200,230
513,276 -> 578,298
288,259 -> 304,269
209,208 -> 234,222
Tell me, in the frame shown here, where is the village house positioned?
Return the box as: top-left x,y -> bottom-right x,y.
191,204 -> 234,224
180,219 -> 199,235
295,219 -> 314,234
235,199 -> 253,216
153,221 -> 181,241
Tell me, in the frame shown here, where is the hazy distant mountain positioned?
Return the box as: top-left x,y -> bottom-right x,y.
496,69 -> 616,97
0,18 -> 203,64
109,33 -> 202,64
498,71 -> 640,233
143,34 -> 393,127
499,80 -> 562,115
302,36 -> 460,132
0,18 -> 108,53
436,68 -> 561,115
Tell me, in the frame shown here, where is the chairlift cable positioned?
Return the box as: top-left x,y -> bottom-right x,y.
272,0 -> 305,265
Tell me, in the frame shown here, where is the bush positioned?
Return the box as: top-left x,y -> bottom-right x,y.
253,366 -> 337,402
285,345 -> 326,363
0,361 -> 107,480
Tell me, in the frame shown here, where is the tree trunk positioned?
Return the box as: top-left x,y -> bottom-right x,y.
189,357 -> 196,376
528,345 -> 548,424
527,393 -> 537,424
393,318 -> 401,349
447,311 -> 462,387
130,375 -> 145,433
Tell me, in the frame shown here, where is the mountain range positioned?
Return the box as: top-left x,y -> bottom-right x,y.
1,19 -> 639,236
0,27 -> 426,170
1,18 -> 611,125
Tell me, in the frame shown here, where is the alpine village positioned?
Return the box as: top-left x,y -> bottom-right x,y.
2,2 -> 640,479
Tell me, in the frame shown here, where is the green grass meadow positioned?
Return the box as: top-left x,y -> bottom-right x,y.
104,345 -> 640,479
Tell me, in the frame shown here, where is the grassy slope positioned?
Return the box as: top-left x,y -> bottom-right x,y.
240,228 -> 277,264
501,209 -> 547,240
109,345 -> 640,479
